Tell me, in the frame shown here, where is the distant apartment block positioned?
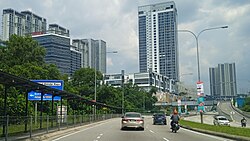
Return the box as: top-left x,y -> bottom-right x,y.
2,8 -> 108,76
48,24 -> 70,37
138,1 -> 179,81
2,8 -> 46,41
209,63 -> 237,97
73,39 -> 106,73
72,39 -> 89,68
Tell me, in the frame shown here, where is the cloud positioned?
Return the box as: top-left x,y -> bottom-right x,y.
1,0 -> 250,94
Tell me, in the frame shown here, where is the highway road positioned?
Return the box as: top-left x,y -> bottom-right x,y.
49,116 -> 234,141
218,101 -> 249,127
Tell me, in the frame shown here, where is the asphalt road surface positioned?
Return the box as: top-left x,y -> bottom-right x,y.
219,101 -> 249,127
50,116 -> 234,141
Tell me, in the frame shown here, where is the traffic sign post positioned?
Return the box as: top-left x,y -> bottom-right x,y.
197,81 -> 204,123
177,99 -> 182,115
28,80 -> 64,101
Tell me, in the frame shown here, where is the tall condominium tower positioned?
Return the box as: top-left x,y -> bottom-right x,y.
73,39 -> 106,73
2,9 -> 46,41
72,39 -> 89,68
209,63 -> 237,97
138,1 -> 179,81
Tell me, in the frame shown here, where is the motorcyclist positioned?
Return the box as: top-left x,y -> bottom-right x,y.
170,109 -> 180,129
241,117 -> 247,127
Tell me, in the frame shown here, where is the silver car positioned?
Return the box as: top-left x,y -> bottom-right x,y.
121,112 -> 144,130
213,115 -> 230,126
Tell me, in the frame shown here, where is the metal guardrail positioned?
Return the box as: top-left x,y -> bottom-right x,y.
0,114 -> 121,141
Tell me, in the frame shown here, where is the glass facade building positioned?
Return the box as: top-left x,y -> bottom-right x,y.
209,63 -> 237,97
33,33 -> 71,76
70,46 -> 82,76
138,1 -> 179,81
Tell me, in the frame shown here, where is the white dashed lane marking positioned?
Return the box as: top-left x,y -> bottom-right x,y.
163,138 -> 170,141
149,130 -> 155,133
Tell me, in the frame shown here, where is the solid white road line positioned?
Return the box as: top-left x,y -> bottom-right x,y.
181,128 -> 233,141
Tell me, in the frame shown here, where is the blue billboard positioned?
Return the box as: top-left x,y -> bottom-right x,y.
28,80 -> 64,101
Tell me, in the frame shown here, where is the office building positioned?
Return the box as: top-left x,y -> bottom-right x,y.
33,33 -> 71,76
209,63 -> 237,97
2,9 -> 46,41
138,1 -> 179,81
70,45 -> 82,76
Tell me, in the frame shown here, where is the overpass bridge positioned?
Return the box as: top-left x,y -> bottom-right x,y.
154,100 -> 217,106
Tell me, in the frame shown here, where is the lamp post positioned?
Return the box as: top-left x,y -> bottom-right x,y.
94,50 -> 118,117
179,25 -> 228,123
179,26 -> 228,82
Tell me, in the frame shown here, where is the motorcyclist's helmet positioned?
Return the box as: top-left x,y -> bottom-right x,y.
173,109 -> 178,114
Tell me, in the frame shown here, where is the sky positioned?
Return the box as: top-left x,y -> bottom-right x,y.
0,0 -> 250,94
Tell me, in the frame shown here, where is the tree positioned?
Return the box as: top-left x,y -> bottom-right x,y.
242,97 -> 250,112
0,35 -> 62,116
97,85 -> 122,107
70,68 -> 102,97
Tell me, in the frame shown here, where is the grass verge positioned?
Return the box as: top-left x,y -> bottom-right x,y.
180,120 -> 250,138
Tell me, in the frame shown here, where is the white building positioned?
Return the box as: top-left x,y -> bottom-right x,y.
103,71 -> 177,93
138,1 -> 179,82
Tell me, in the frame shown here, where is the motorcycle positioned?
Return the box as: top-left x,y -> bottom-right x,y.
241,121 -> 246,127
171,122 -> 180,133
241,118 -> 247,127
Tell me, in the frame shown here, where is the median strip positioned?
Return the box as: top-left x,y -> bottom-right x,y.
180,120 -> 250,141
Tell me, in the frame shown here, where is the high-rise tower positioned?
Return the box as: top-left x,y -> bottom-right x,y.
2,9 -> 46,41
209,63 -> 237,97
138,1 -> 179,81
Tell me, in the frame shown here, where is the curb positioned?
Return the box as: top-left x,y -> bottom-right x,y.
180,125 -> 250,141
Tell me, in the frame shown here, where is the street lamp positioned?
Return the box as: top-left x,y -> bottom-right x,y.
179,25 -> 228,123
179,26 -> 228,82
94,50 -> 118,117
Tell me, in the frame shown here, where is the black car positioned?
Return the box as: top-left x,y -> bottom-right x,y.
153,113 -> 167,125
